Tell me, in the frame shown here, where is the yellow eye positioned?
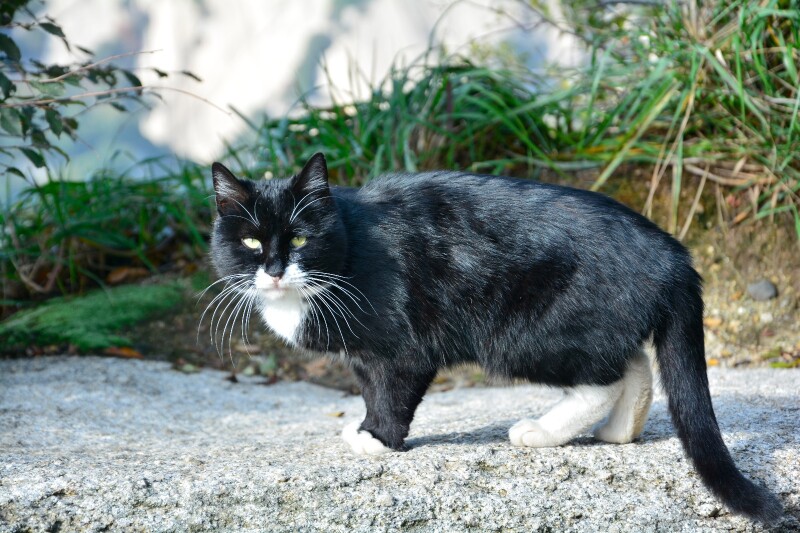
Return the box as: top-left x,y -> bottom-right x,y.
290,235 -> 307,248
241,237 -> 261,250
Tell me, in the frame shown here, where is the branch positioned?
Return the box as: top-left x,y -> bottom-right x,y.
35,50 -> 163,83
0,85 -> 230,115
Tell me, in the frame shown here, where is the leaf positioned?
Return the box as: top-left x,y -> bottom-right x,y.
0,71 -> 14,100
20,148 -> 46,168
45,108 -> 63,137
29,80 -> 65,98
0,107 -> 21,136
106,266 -> 148,285
122,71 -> 142,88
30,128 -> 48,147
0,33 -> 21,62
104,346 -> 143,359
39,22 -> 66,38
109,102 -> 127,112
5,166 -> 25,179
151,68 -> 168,78
181,70 -> 203,82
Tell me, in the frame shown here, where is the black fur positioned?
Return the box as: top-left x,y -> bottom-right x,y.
209,153 -> 781,522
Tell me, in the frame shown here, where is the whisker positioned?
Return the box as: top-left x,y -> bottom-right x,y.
210,280 -> 252,355
196,273 -> 249,302
304,274 -> 372,315
229,198 -> 260,228
290,195 -> 331,223
222,287 -> 251,365
197,277 -> 251,346
289,187 -> 329,222
305,282 -> 361,339
304,271 -> 377,314
307,287 -> 348,354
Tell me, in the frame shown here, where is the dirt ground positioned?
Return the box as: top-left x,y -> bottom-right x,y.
128,216 -> 800,394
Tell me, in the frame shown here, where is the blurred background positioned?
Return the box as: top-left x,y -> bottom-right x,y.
1,0 -> 798,387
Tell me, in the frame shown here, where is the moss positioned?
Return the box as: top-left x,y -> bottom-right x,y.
0,283 -> 184,352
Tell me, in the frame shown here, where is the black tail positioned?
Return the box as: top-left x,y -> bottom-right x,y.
653,273 -> 781,523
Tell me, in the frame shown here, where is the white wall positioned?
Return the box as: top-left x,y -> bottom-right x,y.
44,0 -> 584,163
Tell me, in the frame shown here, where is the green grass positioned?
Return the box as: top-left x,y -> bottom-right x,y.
0,282 -> 185,351
1,160 -> 212,314
222,0 -> 799,237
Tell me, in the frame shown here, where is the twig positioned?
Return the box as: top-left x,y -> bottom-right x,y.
0,85 -> 230,115
31,50 -> 163,84
678,167 -> 707,241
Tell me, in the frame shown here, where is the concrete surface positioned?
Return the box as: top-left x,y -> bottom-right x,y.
0,356 -> 798,532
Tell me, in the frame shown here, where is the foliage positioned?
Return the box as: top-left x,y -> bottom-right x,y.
1,162 -> 212,315
1,0 -> 207,315
2,0 -> 799,320
0,281 -> 184,351
558,0 -> 800,236
0,0 -> 188,178
224,0 -> 800,240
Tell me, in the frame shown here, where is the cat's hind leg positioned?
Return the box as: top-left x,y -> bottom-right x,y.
593,349 -> 653,444
509,381 -> 623,448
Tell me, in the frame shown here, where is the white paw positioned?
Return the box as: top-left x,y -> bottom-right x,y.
341,421 -> 392,456
509,419 -> 563,448
593,420 -> 636,444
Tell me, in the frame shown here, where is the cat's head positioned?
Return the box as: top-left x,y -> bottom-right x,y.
209,153 -> 347,301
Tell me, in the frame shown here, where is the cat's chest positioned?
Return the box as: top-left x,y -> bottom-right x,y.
258,293 -> 307,344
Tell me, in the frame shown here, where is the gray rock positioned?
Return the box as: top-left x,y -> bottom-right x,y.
748,279 -> 779,301
1,356 -> 798,532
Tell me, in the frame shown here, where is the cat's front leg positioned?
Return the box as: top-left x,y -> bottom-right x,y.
342,362 -> 435,456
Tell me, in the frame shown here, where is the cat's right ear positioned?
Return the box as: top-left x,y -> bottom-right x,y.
212,162 -> 249,215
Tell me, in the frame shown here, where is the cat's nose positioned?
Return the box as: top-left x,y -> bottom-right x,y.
265,263 -> 284,280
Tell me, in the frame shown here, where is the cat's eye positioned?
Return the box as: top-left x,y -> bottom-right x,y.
290,235 -> 307,248
241,237 -> 262,250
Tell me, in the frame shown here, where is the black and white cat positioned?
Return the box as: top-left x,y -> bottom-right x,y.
209,153 -> 780,522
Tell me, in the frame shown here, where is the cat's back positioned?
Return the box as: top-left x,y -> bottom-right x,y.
351,170 -> 677,253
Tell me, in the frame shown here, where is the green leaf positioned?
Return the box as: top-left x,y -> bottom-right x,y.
181,70 -> 203,82
5,166 -> 25,179
0,33 -> 21,62
39,22 -> 66,38
29,81 -> 65,98
0,71 -> 14,100
0,107 -> 21,136
122,71 -> 142,88
20,148 -> 46,168
30,128 -> 49,148
45,108 -> 63,137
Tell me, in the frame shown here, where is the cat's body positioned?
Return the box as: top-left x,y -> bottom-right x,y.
209,154 -> 780,522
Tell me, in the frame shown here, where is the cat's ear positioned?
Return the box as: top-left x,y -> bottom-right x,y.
212,162 -> 250,215
292,152 -> 329,194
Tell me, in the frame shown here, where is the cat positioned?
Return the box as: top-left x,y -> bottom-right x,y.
208,153 -> 781,522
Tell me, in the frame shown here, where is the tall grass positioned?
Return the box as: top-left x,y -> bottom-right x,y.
1,161 -> 211,316
224,0 -> 799,239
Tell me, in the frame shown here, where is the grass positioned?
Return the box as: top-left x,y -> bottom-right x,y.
222,0 -> 800,237
0,281 -> 185,352
1,0 -> 798,323
1,159 -> 212,317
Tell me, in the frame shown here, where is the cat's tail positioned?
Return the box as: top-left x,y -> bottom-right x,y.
653,269 -> 781,523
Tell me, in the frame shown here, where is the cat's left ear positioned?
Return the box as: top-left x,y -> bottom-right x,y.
292,152 -> 330,194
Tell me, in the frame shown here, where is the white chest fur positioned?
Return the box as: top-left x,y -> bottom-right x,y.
258,292 -> 307,344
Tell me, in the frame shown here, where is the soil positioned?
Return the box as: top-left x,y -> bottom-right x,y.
127,215 -> 800,394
